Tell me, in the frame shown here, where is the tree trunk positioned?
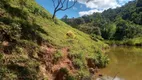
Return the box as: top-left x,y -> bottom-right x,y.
52,10 -> 56,19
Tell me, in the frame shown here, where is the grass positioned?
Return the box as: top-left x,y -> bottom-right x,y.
124,37 -> 142,46
0,0 -> 109,79
105,37 -> 142,46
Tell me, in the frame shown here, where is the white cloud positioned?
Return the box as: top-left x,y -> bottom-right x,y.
69,0 -> 133,16
79,9 -> 103,16
77,0 -> 128,16
77,0 -> 120,9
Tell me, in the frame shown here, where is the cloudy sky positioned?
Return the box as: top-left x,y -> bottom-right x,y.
36,0 -> 133,18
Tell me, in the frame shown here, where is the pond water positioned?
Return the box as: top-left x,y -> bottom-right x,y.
98,46 -> 142,80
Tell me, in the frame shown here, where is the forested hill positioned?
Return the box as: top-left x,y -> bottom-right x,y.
62,0 -> 142,43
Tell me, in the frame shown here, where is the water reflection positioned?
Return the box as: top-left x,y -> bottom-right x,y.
99,46 -> 142,80
96,76 -> 125,80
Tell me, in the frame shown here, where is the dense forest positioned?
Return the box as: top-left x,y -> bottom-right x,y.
62,0 -> 142,45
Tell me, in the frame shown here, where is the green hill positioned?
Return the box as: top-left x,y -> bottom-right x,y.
0,0 -> 108,79
62,0 -> 142,46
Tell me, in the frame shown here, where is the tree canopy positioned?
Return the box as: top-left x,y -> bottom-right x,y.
62,0 -> 142,40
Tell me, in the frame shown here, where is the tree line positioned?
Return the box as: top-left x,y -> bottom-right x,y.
61,0 -> 142,40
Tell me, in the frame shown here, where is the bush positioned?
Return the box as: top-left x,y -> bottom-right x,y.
66,75 -> 75,80
76,70 -> 90,80
17,40 -> 39,57
0,53 -> 3,60
1,1 -> 28,19
0,67 -> 17,80
1,55 -> 40,79
91,34 -> 104,41
69,52 -> 84,59
53,50 -> 63,63
125,39 -> 134,46
13,46 -> 24,54
94,51 -> 109,68
69,52 -> 86,69
73,59 -> 84,69
57,68 -> 75,80
59,68 -> 69,74
0,22 -> 21,41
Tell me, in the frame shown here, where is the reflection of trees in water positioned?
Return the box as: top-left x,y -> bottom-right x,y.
96,76 -> 125,80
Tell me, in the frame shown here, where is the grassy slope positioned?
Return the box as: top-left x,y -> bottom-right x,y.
0,0 -> 108,79
1,0 -> 108,58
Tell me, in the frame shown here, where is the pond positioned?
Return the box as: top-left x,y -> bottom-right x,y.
98,46 -> 142,80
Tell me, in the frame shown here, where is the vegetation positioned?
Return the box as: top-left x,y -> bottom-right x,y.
94,51 -> 109,68
0,0 -> 109,79
53,50 -> 63,63
62,0 -> 142,46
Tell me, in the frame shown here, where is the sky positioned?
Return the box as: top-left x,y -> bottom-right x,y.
36,0 -> 133,19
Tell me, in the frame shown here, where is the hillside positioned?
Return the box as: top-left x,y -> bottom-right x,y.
0,0 -> 108,80
62,0 -> 142,46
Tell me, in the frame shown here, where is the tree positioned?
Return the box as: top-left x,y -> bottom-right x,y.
61,15 -> 68,22
136,0 -> 142,7
101,23 -> 116,39
51,0 -> 77,19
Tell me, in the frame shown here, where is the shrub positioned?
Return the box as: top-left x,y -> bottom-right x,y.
91,34 -> 104,41
69,52 -> 84,59
125,39 -> 134,46
53,50 -> 63,63
73,59 -> 84,69
58,68 -> 75,80
0,22 -> 21,41
66,75 -> 75,80
13,46 -> 24,54
76,70 -> 90,80
69,52 -> 86,69
94,51 -> 109,68
1,1 -> 28,19
0,67 -> 16,80
0,53 -> 3,60
17,40 -> 39,58
59,68 -> 69,74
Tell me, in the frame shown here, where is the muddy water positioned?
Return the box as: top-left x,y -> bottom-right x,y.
99,46 -> 142,80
